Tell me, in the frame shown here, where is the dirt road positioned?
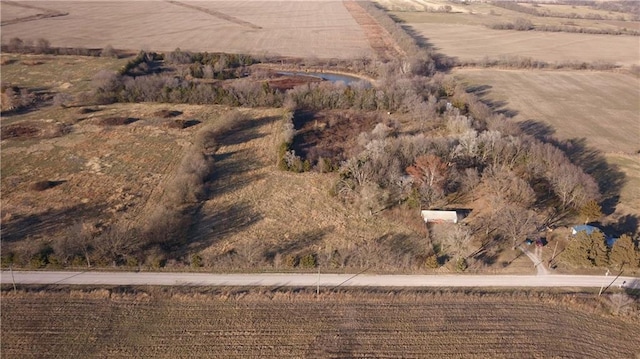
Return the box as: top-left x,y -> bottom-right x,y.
2,271 -> 638,289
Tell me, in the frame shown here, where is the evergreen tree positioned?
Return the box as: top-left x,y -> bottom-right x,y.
562,232 -> 592,267
587,231 -> 609,267
609,234 -> 639,269
579,200 -> 603,224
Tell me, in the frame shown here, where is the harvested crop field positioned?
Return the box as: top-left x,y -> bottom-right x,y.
2,288 -> 639,358
0,1 -> 373,59
402,22 -> 640,66
454,69 -> 640,155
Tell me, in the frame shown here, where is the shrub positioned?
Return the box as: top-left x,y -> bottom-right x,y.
425,254 -> 439,269
191,254 -> 203,268
283,254 -> 298,268
513,18 -> 534,31
100,45 -> 118,58
100,117 -> 138,126
300,253 -> 317,268
456,257 -> 468,272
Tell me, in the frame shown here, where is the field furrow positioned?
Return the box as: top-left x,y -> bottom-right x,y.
2,290 -> 638,358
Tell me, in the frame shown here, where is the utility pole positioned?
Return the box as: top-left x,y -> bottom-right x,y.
598,269 -> 610,296
10,265 -> 17,293
316,267 -> 320,297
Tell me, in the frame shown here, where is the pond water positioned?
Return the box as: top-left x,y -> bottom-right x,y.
277,71 -> 371,87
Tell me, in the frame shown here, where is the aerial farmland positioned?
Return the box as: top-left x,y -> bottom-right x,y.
1,0 -> 639,357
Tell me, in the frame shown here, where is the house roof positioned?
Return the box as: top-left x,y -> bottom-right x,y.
421,210 -> 460,224
571,225 -> 599,235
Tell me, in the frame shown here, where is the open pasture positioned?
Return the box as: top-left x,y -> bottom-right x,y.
0,102 -> 236,244
0,1 -> 373,59
2,289 -> 639,358
0,53 -> 126,95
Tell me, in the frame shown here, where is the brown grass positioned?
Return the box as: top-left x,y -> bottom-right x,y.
0,103 -> 231,247
188,109 -> 427,271
2,288 -> 638,358
0,54 -> 127,95
0,1 -> 373,59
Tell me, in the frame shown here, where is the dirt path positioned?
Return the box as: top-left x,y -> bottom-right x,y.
342,0 -> 404,61
519,244 -> 549,275
165,0 -> 262,30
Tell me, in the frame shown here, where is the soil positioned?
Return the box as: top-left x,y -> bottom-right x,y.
1,124 -> 40,139
343,0 -> 405,61
2,288 -> 638,358
0,1 -> 373,59
267,74 -> 322,92
100,117 -> 138,126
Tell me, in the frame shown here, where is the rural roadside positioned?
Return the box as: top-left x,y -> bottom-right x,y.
2,270 -> 638,289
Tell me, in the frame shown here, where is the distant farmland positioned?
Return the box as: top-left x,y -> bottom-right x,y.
2,288 -> 639,358
0,1 -> 373,59
454,69 -> 640,155
404,23 -> 640,66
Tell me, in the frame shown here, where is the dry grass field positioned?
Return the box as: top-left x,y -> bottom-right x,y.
0,102 -> 241,243
0,53 -> 127,96
0,1 -> 373,59
2,288 -> 639,358
188,108 -> 427,270
454,68 -> 640,215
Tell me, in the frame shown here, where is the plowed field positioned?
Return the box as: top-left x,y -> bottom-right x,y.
0,1 -> 373,59
2,289 -> 639,358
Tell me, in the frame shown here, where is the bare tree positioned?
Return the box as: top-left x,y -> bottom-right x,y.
434,223 -> 472,259
483,166 -> 536,208
94,223 -> 141,266
62,221 -> 96,267
550,163 -> 599,210
499,204 -> 540,249
406,154 -> 448,190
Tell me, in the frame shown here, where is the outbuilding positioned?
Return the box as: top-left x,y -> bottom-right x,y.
421,210 -> 468,224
